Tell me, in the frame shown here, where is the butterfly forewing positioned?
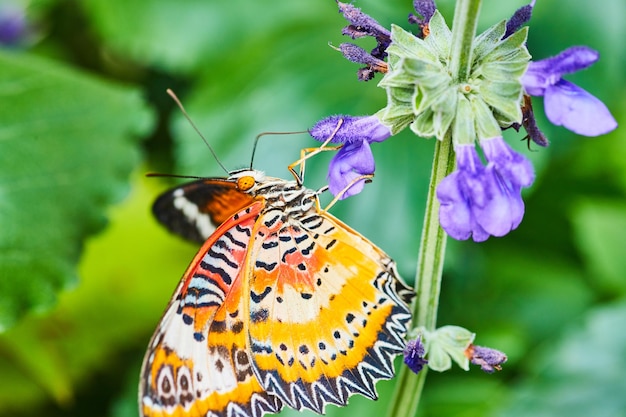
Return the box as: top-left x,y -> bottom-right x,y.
153,178 -> 255,244
140,201 -> 282,417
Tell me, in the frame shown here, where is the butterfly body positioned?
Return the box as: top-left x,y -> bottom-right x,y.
141,169 -> 414,417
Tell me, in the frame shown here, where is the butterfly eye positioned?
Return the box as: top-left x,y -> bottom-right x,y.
237,176 -> 256,191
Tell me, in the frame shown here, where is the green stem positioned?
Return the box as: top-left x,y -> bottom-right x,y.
386,133 -> 455,417
386,0 -> 482,416
449,0 -> 482,82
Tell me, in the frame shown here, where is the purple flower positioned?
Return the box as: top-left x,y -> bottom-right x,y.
437,137 -> 534,242
521,46 -> 617,136
309,115 -> 391,198
504,0 -> 535,39
0,4 -> 27,46
336,1 -> 391,81
408,0 -> 436,38
404,336 -> 428,374
465,344 -> 507,373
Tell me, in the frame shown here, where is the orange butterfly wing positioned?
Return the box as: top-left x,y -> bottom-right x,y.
246,209 -> 414,413
140,201 -> 282,417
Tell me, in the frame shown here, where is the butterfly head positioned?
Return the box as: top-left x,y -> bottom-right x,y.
229,169 -> 268,194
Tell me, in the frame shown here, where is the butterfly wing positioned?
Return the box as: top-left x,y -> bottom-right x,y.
153,178 -> 256,244
246,209 -> 414,413
140,201 -> 282,417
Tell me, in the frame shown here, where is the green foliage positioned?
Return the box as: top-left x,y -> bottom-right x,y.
0,0 -> 624,416
0,50 -> 153,331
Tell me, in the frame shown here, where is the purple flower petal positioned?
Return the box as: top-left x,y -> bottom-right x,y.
404,336 -> 428,374
504,0 -> 535,39
337,1 -> 391,40
412,0 -> 436,21
466,344 -> 508,373
522,46 -> 617,137
522,46 -> 599,96
437,144 -> 528,242
328,140 -> 375,198
472,166 -> 525,238
544,79 -> 618,136
480,136 -> 535,187
309,114 -> 391,145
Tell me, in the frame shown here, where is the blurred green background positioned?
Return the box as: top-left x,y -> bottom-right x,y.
1,0 -> 625,416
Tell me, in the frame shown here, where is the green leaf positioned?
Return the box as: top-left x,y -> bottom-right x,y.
571,199 -> 626,295
0,50 -> 154,331
424,325 -> 474,372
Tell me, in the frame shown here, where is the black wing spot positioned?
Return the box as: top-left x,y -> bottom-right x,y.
333,330 -> 341,339
194,332 -> 205,342
318,342 -> 326,350
299,345 -> 309,354
231,321 -> 244,334
264,214 -> 280,228
294,234 -> 309,244
325,239 -> 337,250
301,242 -> 316,255
281,246 -> 297,262
223,231 -> 246,248
212,320 -> 226,333
182,314 -> 193,325
235,224 -> 252,236
345,313 -> 355,323
251,286 -> 272,303
262,240 -> 278,250
256,261 -> 278,271
251,308 -> 269,323
236,350 -> 249,365
297,263 -> 306,271
301,293 -> 313,300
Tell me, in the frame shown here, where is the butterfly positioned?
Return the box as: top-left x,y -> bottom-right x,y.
140,165 -> 415,417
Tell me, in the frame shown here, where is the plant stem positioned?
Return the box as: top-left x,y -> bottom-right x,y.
386,132 -> 455,417
386,0 -> 482,416
449,0 -> 482,82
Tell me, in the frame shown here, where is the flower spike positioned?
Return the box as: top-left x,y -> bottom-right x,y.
465,344 -> 508,373
404,336 -> 428,374
408,0 -> 437,38
505,0 -> 535,39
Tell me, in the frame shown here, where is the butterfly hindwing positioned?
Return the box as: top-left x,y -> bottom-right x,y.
153,178 -> 256,244
246,209 -> 414,413
140,201 -> 282,417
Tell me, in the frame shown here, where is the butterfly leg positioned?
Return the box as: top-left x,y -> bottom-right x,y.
319,173 -> 374,212
288,117 -> 345,185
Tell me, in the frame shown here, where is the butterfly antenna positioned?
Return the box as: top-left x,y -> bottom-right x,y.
166,89 -> 229,175
249,130 -> 309,169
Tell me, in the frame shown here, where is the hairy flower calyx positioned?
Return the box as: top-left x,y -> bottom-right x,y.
379,11 -> 531,145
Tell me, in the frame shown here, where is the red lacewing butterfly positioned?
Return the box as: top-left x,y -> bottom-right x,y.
140,94 -> 414,417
